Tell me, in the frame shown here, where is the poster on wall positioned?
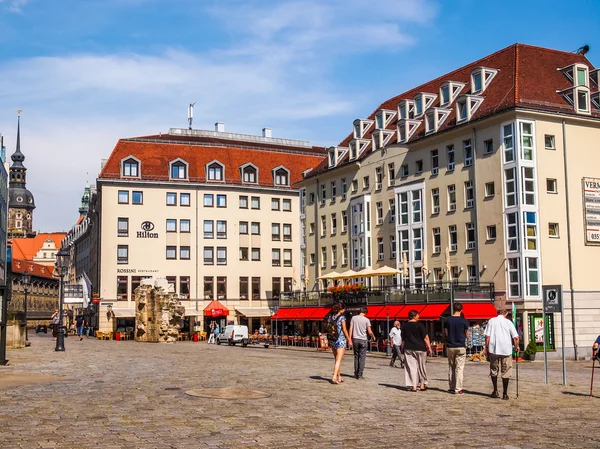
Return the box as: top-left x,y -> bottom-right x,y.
533,317 -> 545,344
583,177 -> 600,245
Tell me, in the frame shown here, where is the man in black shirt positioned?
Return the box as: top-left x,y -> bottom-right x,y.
445,303 -> 469,395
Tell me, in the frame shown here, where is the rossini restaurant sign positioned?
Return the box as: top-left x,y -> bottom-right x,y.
137,221 -> 159,239
583,178 -> 600,245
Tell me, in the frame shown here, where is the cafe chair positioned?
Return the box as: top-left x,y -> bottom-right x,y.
369,339 -> 379,352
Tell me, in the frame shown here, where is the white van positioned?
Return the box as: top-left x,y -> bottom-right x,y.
216,325 -> 249,347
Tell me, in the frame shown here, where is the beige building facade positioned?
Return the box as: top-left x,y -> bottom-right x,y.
300,44 -> 600,359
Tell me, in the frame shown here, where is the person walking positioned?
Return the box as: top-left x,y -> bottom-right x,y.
75,313 -> 85,341
593,334 -> 600,360
445,303 -> 469,394
214,323 -> 220,344
484,308 -> 519,400
402,309 -> 431,391
329,302 -> 350,384
389,321 -> 404,368
207,323 -> 215,344
349,306 -> 376,380
50,310 -> 59,341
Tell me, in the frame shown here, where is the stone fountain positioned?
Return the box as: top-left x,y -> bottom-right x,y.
134,278 -> 185,343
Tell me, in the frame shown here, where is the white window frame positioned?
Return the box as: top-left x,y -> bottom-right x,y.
486,225 -> 496,240
502,123 -> 515,163
448,225 -> 457,252
240,163 -> 259,184
507,212 -> 519,252
273,166 -> 290,186
448,185 -> 456,212
170,158 -> 189,180
505,168 -> 517,207
508,258 -> 520,298
432,228 -> 441,253
121,156 -> 141,178
431,188 -> 440,215
465,181 -> 474,208
522,167 -> 536,206
520,122 -> 534,161
466,222 -> 476,250
463,140 -> 473,167
447,145 -> 455,171
206,160 -> 224,181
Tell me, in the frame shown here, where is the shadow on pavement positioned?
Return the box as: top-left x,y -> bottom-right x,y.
379,383 -> 406,391
561,391 -> 596,398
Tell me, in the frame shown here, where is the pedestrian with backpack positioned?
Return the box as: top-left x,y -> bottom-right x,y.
328,302 -> 350,384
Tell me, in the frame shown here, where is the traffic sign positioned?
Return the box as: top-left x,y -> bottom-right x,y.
542,285 -> 562,314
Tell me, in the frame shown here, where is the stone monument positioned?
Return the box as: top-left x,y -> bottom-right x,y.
134,278 -> 185,343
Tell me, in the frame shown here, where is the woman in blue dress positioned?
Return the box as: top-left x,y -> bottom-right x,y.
330,302 -> 350,384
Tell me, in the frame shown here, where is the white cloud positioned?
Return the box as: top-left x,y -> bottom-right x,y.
0,0 -> 29,13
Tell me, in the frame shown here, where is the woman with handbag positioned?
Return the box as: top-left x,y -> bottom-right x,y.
329,302 -> 350,384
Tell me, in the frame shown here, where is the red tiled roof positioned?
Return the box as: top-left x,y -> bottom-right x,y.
99,138 -> 326,187
11,233 -> 67,261
308,43 -> 597,177
11,258 -> 56,280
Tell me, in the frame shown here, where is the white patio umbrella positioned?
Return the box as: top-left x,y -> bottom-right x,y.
372,265 -> 401,276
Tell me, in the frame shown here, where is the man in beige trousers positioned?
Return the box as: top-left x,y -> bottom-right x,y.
445,303 -> 469,395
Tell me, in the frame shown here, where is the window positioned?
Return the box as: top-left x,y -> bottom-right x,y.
508,258 -> 520,297
180,219 -> 190,233
166,192 -> 177,206
204,194 -> 214,207
310,253 -> 316,265
522,167 -> 536,205
171,161 -> 187,179
216,194 -> 227,208
342,210 -> 348,233
447,145 -> 455,171
272,198 -> 280,211
117,245 -> 128,264
282,199 -> 291,211
207,162 -> 224,181
342,243 -> 348,265
123,158 -> 139,177
457,98 -> 467,121
484,139 -> 493,155
341,178 -> 348,197
389,198 -> 396,223
432,228 -> 441,253
507,212 -> 519,251
272,249 -> 281,267
431,150 -> 439,175
283,223 -> 292,241
412,190 -> 422,223
487,225 -> 497,240
468,265 -> 477,284
239,277 -> 249,299
283,277 -> 292,293
166,219 -> 177,233
217,247 -> 227,265
242,166 -> 257,183
464,140 -> 473,166
413,228 -> 422,261
449,225 -> 457,252
503,123 -> 514,163
390,235 -> 396,259
577,89 -> 590,112
351,180 -> 358,193
505,168 -> 517,207
180,276 -> 190,299
376,202 -> 383,224
526,257 -> 539,296
520,122 -> 534,160
252,277 -> 261,300
472,71 -> 483,93
271,277 -> 281,299
431,188 -> 439,214
321,184 -> 327,204
240,221 -> 249,235
283,249 -> 292,267
321,247 -> 327,268
399,230 -> 409,263
203,247 -> 214,264
240,247 -> 249,261
166,277 -> 177,294
415,96 -> 423,116
117,276 -> 128,300
524,211 -> 537,250
309,192 -> 315,204
440,84 -> 450,105
466,223 -> 476,249
118,218 -> 129,236
272,223 -> 281,241
131,191 -> 143,205
401,164 -> 409,177
377,237 -> 384,260
251,196 -> 260,209
363,176 -> 370,190
180,246 -> 191,260
251,222 -> 260,235
448,185 -> 456,212
180,193 -> 190,206
309,222 -> 315,234
465,181 -> 474,208
203,220 -> 214,239
544,135 -> 555,150
331,181 -> 337,199
331,214 -> 337,234
204,277 -> 214,300
251,248 -> 261,261
549,222 -> 559,238
485,182 -> 495,197
166,246 -> 177,260
399,192 -> 408,224
217,220 -> 227,239
547,178 -> 557,194
274,168 -> 289,186
239,196 -> 248,209
415,160 -> 423,174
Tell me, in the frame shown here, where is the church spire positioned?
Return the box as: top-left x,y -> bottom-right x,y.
11,110 -> 25,168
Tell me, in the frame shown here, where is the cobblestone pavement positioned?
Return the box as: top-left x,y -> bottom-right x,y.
1,334 -> 599,449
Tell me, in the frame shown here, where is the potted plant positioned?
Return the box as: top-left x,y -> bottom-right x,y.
524,339 -> 538,361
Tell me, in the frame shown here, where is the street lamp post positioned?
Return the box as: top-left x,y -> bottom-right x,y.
22,270 -> 31,345
55,248 -> 69,352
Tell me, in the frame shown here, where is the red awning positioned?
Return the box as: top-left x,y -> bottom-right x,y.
374,305 -> 406,319
203,300 -> 229,317
397,304 -> 426,319
418,303 -> 450,320
272,308 -> 297,319
461,302 -> 497,320
308,307 -> 331,320
365,305 -> 386,319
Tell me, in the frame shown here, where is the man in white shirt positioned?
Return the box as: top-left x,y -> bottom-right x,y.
484,309 -> 519,400
259,325 -> 266,335
389,321 -> 404,368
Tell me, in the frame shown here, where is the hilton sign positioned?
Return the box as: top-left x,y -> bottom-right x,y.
137,221 -> 159,239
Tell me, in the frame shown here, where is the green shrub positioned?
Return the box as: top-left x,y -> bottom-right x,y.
525,338 -> 538,355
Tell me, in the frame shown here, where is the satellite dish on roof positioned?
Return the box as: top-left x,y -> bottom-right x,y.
576,45 -> 590,55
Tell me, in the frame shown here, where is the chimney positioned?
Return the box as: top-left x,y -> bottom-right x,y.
262,127 -> 272,138
215,122 -> 225,133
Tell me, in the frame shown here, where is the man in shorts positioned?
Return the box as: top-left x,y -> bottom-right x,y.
484,308 -> 519,400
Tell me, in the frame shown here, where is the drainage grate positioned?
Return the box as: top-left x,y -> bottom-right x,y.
185,387 -> 271,399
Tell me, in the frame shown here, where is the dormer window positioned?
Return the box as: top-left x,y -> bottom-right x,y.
439,81 -> 465,107
376,113 -> 384,129
560,86 -> 591,114
425,108 -> 451,134
122,157 -> 140,177
328,148 -> 336,167
273,167 -> 290,186
207,161 -> 224,181
240,164 -> 258,184
398,100 -> 415,120
352,119 -> 373,138
561,63 -> 590,87
415,97 -> 423,116
456,95 -> 484,123
349,141 -> 357,160
397,119 -> 421,144
440,85 -> 450,105
592,92 -> 600,110
169,159 -> 188,180
576,66 -> 588,86
412,93 -> 437,117
372,130 -> 394,150
470,67 -> 498,93
354,121 -> 361,138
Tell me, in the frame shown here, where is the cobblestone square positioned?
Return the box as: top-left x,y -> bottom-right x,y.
1,334 -> 599,448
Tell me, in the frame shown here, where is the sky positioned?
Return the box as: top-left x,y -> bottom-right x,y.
0,0 -> 599,232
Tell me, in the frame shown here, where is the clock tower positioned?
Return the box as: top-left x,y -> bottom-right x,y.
7,112 -> 36,239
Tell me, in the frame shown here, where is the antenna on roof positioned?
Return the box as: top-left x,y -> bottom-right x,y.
188,103 -> 195,130
576,45 -> 590,55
